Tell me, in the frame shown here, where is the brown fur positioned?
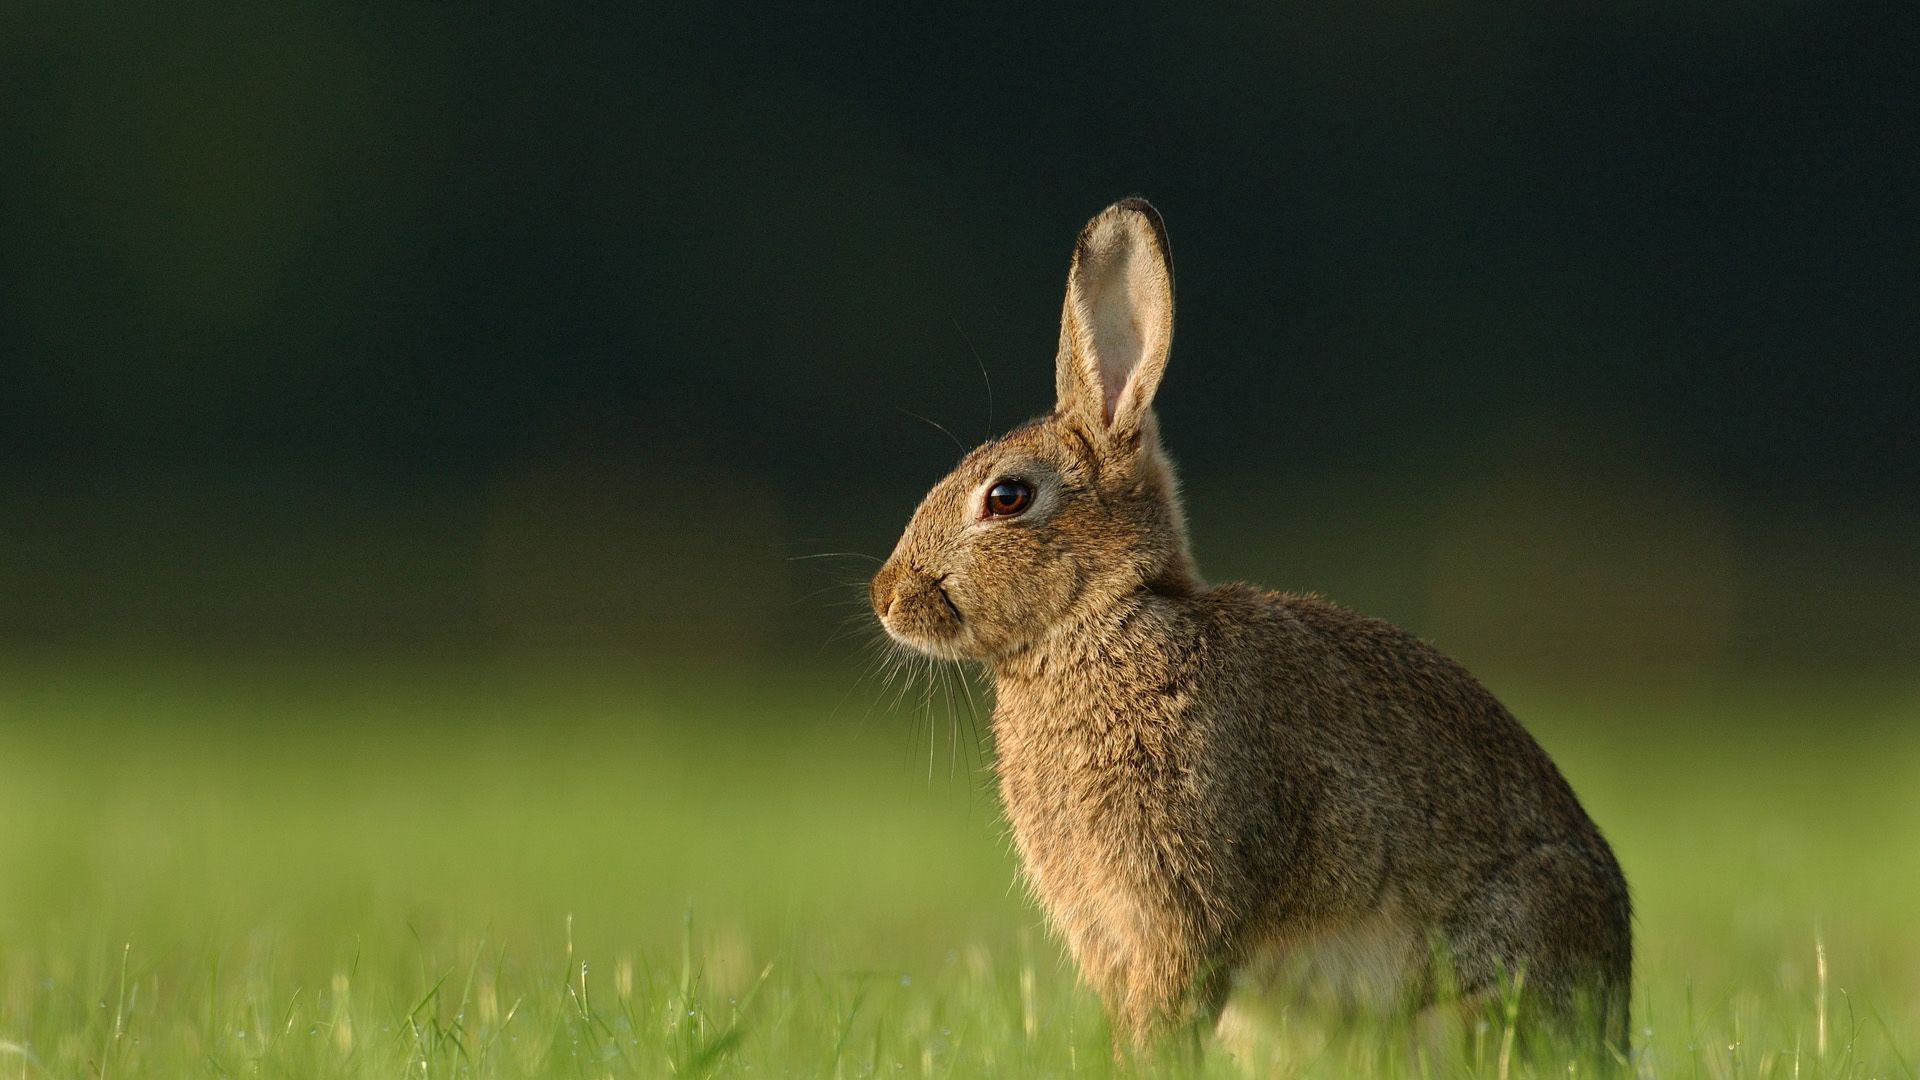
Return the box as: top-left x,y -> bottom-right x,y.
870,199 -> 1631,1053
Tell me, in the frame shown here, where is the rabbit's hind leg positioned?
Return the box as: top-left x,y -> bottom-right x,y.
1438,843 -> 1632,1054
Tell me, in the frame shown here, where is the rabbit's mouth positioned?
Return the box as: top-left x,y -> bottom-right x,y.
882,623 -> 972,661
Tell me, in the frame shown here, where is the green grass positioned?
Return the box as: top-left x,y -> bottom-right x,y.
0,657 -> 1915,1077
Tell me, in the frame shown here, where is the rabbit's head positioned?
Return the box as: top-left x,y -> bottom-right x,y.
871,198 -> 1197,662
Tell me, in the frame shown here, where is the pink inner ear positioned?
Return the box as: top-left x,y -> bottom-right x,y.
1100,342 -> 1132,423
1091,276 -> 1145,425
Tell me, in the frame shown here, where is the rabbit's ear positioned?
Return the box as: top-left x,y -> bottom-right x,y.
1055,198 -> 1174,444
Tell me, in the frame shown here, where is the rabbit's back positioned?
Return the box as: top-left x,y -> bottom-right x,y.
1208,588 -> 1630,1005
993,583 -> 1630,1031
1220,589 -> 1617,908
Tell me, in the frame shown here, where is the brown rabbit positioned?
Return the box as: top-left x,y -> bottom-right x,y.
869,198 -> 1631,1053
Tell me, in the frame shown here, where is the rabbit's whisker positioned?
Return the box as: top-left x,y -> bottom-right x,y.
895,406 -> 967,458
950,316 -> 996,441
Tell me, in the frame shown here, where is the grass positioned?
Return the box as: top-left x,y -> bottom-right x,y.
0,655 -> 1915,1077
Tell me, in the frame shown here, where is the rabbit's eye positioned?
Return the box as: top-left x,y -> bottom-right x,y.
985,480 -> 1033,518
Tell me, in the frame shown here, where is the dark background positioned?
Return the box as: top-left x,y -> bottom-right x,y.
3,1 -> 1915,679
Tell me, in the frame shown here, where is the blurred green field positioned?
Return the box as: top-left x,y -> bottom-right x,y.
0,657 -> 1915,1077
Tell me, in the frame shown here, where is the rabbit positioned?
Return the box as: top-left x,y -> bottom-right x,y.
868,197 -> 1631,1054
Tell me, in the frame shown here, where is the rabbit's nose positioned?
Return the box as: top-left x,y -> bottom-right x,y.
870,562 -> 903,619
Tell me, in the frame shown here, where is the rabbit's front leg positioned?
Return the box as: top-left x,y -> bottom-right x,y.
1101,905 -> 1233,1050
1120,943 -> 1197,1040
